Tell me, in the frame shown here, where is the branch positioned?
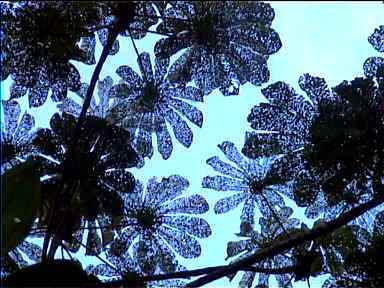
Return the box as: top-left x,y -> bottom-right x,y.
140,265 -> 296,281
100,264 -> 297,287
186,194 -> 384,287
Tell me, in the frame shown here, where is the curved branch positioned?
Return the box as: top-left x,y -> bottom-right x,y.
186,194 -> 384,287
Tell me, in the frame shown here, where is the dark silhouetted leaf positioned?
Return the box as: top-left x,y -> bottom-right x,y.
1,160 -> 41,254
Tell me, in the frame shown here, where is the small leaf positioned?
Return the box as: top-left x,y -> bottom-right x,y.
1,160 -> 41,254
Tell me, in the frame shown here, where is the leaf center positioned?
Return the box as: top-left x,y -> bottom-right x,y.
192,13 -> 218,48
249,178 -> 264,195
136,207 -> 158,229
139,82 -> 159,112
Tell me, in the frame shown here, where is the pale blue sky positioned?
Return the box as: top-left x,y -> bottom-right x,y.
2,2 -> 383,287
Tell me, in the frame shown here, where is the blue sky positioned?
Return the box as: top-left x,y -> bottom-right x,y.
2,2 -> 384,287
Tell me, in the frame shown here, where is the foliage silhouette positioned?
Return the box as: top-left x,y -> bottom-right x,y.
1,1 -> 384,288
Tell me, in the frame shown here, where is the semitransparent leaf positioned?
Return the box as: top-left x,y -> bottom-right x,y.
1,160 -> 41,254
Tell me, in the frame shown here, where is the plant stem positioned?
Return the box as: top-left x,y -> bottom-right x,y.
186,193 -> 384,287
41,183 -> 67,262
41,14 -> 129,262
72,20 -> 124,146
47,236 -> 60,260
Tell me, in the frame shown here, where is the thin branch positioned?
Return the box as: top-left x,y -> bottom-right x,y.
44,181 -> 81,261
89,23 -> 173,37
127,26 -> 148,83
41,234 -> 51,262
284,274 -> 295,288
62,245 -> 73,261
41,183 -> 67,262
30,223 -> 128,234
186,193 -> 384,287
141,28 -> 173,37
47,236 -> 60,260
134,12 -> 192,24
87,23 -> 116,33
88,23 -> 174,37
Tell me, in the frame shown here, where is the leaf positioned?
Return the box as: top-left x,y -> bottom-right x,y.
1,160 -> 41,254
368,25 -> 384,52
226,239 -> 250,259
242,132 -> 282,159
292,171 -> 319,208
18,241 -> 42,262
